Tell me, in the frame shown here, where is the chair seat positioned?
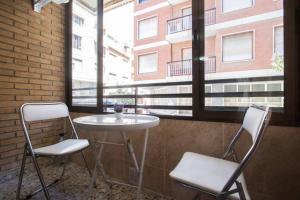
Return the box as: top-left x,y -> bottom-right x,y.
169,152 -> 251,200
34,139 -> 89,156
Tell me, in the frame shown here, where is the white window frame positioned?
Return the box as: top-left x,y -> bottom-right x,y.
181,47 -> 192,61
181,6 -> 192,17
273,25 -> 284,56
137,16 -> 158,40
138,52 -> 158,74
73,15 -> 84,26
221,30 -> 255,63
72,34 -> 82,50
221,0 -> 255,14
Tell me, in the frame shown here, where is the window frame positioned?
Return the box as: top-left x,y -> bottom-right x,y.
221,30 -> 255,63
181,47 -> 192,61
221,0 -> 255,14
66,0 -> 300,126
72,34 -> 82,50
194,0 -> 300,126
73,14 -> 84,26
273,25 -> 284,56
137,52 -> 159,74
137,16 -> 158,40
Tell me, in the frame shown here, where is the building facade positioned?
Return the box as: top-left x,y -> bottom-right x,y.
72,0 -> 133,106
133,0 -> 284,109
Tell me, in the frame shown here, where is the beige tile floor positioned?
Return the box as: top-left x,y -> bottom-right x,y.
0,162 -> 172,200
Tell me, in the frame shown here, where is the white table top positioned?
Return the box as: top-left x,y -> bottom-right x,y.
73,114 -> 160,131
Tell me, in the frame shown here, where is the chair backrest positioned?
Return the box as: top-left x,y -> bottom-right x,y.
242,106 -> 268,142
20,102 -> 78,151
21,102 -> 69,122
221,105 -> 272,194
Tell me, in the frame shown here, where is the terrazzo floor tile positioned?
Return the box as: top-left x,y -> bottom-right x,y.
0,162 -> 172,200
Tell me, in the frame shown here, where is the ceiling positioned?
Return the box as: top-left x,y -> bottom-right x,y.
78,0 -> 124,10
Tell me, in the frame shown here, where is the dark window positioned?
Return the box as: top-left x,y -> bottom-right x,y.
72,34 -> 82,50
139,0 -> 148,4
73,15 -> 84,26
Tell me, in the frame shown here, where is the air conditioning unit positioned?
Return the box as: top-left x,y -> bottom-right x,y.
33,0 -> 70,13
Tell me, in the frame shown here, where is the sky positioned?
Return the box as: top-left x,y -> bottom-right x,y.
103,1 -> 134,47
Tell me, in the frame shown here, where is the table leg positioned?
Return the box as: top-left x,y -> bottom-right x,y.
136,128 -> 149,200
121,131 -> 139,173
88,132 -> 108,193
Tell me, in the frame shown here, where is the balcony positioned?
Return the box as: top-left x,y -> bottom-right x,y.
167,57 -> 216,77
166,15 -> 192,43
166,9 -> 216,43
205,8 -> 216,26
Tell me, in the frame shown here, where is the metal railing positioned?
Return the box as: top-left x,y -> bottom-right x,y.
167,8 -> 216,34
167,15 -> 192,34
205,56 -> 216,73
167,60 -> 192,76
205,8 -> 216,26
167,57 -> 216,76
72,75 -> 284,115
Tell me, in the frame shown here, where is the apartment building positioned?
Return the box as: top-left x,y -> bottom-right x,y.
72,0 -> 133,106
133,0 -> 284,108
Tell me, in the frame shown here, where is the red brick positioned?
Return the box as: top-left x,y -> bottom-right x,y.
15,83 -> 41,90
0,0 -> 65,173
29,78 -> 52,85
0,69 -> 14,76
15,71 -> 41,79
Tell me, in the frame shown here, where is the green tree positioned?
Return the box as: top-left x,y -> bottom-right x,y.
272,54 -> 284,72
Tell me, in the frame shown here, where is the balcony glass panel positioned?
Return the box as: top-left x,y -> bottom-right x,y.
101,0 -> 193,116
204,0 -> 284,110
71,0 -> 98,106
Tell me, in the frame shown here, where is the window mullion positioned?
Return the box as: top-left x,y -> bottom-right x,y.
97,0 -> 104,113
192,0 -> 204,120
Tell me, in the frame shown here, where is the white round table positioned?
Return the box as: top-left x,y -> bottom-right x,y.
73,114 -> 160,200
73,114 -> 159,131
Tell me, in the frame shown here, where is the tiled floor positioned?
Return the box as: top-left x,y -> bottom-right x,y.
0,162 -> 171,200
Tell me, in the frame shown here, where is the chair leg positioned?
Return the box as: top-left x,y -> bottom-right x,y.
80,151 -> 92,177
236,181 -> 246,200
16,146 -> 27,200
31,154 -> 51,200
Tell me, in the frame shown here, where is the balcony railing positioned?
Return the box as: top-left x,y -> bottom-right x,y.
205,8 -> 216,26
72,75 -> 284,115
167,15 -> 192,34
167,57 -> 216,77
167,59 -> 192,76
167,9 -> 216,34
205,56 -> 216,73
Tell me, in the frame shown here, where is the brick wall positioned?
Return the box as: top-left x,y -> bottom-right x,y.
0,0 -> 65,174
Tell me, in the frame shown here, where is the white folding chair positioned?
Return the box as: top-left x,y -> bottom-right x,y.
170,105 -> 272,200
16,102 -> 92,200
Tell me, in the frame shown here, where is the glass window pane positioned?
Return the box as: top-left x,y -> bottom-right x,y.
205,0 -> 284,109
103,0 -> 193,116
274,26 -> 284,56
72,0 -> 97,106
138,17 -> 157,39
182,48 -> 192,60
222,32 -> 253,62
182,7 -> 192,16
138,53 -> 158,74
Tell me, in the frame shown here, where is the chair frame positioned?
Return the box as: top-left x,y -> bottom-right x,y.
16,102 -> 92,200
177,105 -> 272,200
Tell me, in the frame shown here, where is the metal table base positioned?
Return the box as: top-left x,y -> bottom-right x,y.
88,129 -> 149,200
